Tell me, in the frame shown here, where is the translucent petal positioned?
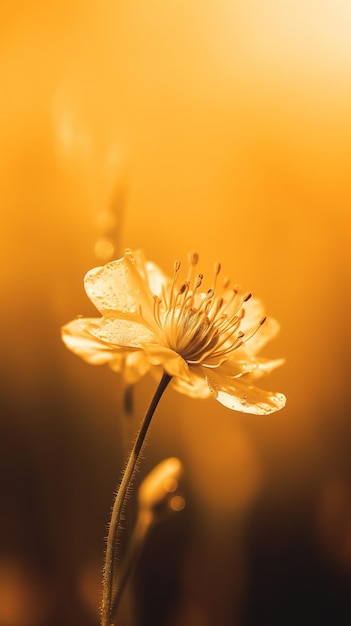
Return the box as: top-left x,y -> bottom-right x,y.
221,354 -> 285,379
172,367 -> 211,399
244,317 -> 281,354
205,369 -> 286,415
84,249 -> 155,318
239,296 -> 265,331
219,294 -> 264,332
143,344 -> 190,380
145,261 -> 171,297
123,351 -> 151,384
61,318 -> 124,365
89,316 -> 156,347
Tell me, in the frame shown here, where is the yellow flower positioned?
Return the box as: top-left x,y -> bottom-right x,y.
62,249 -> 286,414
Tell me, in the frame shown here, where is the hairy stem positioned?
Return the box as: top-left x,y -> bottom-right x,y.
101,372 -> 172,626
110,512 -> 152,622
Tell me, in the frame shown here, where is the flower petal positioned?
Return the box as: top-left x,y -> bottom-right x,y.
145,261 -> 171,297
220,354 -> 285,379
205,369 -> 286,415
143,344 -> 191,380
89,316 -> 156,347
117,351 -> 151,384
244,317 -> 281,354
239,296 -> 265,331
84,249 -> 155,318
61,318 -> 125,365
171,367 -> 211,399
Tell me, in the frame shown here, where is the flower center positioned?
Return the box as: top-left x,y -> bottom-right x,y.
152,252 -> 266,365
163,307 -> 219,362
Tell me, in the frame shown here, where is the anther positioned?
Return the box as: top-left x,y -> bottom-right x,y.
169,260 -> 181,308
222,277 -> 230,289
260,316 -> 266,326
212,262 -> 221,292
178,282 -> 187,295
215,297 -> 223,313
194,274 -> 203,290
207,288 -> 214,299
243,292 -> 252,302
187,252 -> 199,284
188,251 -> 199,265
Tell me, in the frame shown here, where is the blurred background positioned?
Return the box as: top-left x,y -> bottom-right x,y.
1,1 -> 351,625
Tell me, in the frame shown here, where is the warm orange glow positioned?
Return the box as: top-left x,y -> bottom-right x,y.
1,1 -> 351,624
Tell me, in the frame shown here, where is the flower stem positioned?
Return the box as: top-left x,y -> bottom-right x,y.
101,372 -> 172,626
110,511 -> 152,622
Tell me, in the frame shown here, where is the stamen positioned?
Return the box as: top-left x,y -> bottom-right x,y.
194,273 -> 203,293
218,287 -> 240,317
199,298 -> 225,337
157,253 -> 266,367
203,290 -> 215,315
209,333 -> 243,359
175,313 -> 207,353
172,282 -> 190,328
242,316 -> 266,344
206,310 -> 245,353
187,251 -> 199,283
169,260 -> 181,308
220,290 -> 250,321
188,251 -> 199,266
231,336 -> 244,349
207,297 -> 223,321
153,295 -> 162,327
195,289 -> 214,316
212,262 -> 221,293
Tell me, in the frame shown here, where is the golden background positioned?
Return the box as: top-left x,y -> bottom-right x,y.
1,2 -> 351,625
